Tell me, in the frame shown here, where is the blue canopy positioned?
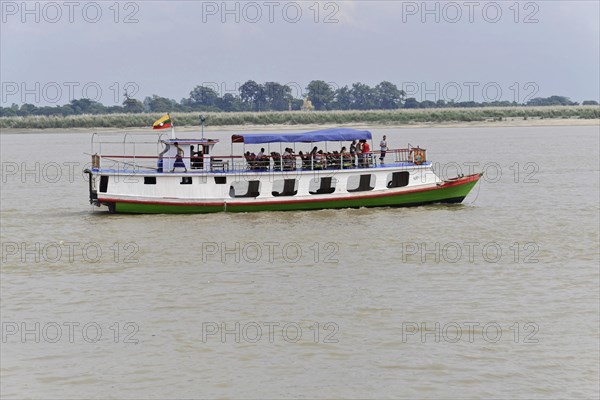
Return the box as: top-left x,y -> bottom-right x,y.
232,128 -> 372,144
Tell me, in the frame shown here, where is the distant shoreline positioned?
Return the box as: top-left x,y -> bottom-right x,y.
1,116 -> 598,135
1,105 -> 598,132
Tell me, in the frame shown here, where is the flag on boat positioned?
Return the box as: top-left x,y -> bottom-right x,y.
153,114 -> 172,130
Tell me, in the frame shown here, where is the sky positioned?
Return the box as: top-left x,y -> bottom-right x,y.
1,0 -> 599,106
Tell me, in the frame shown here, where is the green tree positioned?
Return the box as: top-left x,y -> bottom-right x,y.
264,82 -> 293,111
106,105 -> 124,114
123,98 -> 144,113
189,85 -> 220,109
399,89 -> 407,105
16,103 -> 37,116
0,106 -> 17,117
290,98 -> 304,110
218,93 -> 242,112
420,100 -> 438,108
403,98 -> 420,108
34,106 -> 64,116
350,83 -> 377,110
375,81 -> 401,109
145,95 -> 176,113
306,80 -> 335,110
527,96 -> 577,106
455,101 -> 479,108
333,86 -> 352,110
59,104 -> 75,115
68,98 -> 107,114
70,99 -> 92,114
240,80 -> 267,111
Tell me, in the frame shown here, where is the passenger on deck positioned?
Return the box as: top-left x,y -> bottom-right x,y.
244,151 -> 257,170
315,150 -> 327,169
299,151 -> 309,169
356,140 -> 363,167
171,142 -> 188,172
350,140 -> 357,167
190,145 -> 203,169
307,146 -> 318,169
362,140 -> 371,167
283,147 -> 295,170
379,135 -> 387,164
341,146 -> 352,167
256,148 -> 269,169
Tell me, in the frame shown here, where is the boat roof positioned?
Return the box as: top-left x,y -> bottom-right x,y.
232,128 -> 372,144
163,139 -> 219,144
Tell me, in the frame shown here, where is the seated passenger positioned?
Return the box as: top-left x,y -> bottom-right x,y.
282,148 -> 295,170
256,148 -> 269,169
244,151 -> 255,169
315,150 -> 326,169
271,152 -> 282,171
340,147 -> 352,168
310,146 -> 318,158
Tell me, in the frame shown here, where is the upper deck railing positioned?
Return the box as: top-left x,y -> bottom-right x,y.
89,131 -> 427,173
90,147 -> 428,173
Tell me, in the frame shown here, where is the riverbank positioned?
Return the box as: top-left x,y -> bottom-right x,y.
1,106 -> 598,131
1,115 -> 598,135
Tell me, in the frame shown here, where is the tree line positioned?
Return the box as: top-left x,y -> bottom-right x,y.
1,80 -> 597,117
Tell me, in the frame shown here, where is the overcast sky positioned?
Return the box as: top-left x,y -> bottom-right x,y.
1,0 -> 599,106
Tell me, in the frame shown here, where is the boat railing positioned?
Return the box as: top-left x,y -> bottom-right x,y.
89,147 -> 426,173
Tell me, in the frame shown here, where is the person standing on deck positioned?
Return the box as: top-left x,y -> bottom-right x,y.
362,140 -> 371,167
379,135 -> 388,164
349,140 -> 357,167
171,142 -> 188,172
356,140 -> 364,167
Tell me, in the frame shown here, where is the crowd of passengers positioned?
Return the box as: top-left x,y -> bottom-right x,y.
244,139 -> 373,170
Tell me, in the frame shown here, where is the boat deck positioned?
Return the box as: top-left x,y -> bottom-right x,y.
92,161 -> 431,175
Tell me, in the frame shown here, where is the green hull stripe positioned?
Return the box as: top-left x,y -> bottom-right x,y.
111,180 -> 478,214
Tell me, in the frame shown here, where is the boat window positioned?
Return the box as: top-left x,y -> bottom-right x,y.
230,180 -> 261,198
386,171 -> 409,188
272,179 -> 298,197
309,177 -> 337,195
347,174 -> 375,192
180,177 -> 192,185
214,177 -> 227,184
144,177 -> 156,185
99,176 -> 109,192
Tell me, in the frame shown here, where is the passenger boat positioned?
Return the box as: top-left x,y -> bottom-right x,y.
84,127 -> 482,213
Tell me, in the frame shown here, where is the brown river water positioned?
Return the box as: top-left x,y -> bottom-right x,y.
1,125 -> 598,399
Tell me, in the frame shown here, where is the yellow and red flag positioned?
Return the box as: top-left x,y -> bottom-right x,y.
153,114 -> 172,130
